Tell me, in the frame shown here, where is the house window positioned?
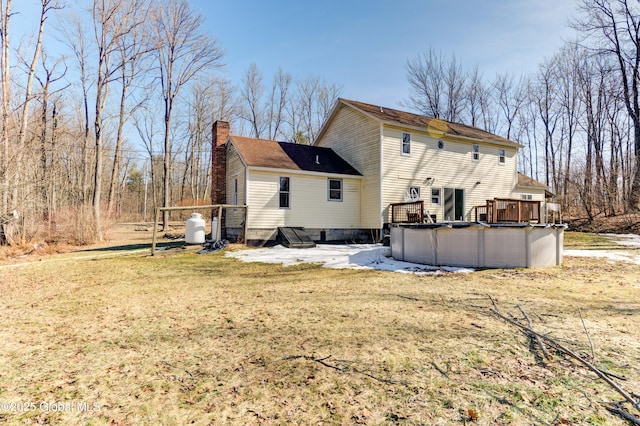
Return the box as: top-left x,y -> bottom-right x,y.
408,186 -> 420,201
279,176 -> 290,208
521,194 -> 533,200
431,187 -> 441,205
328,178 -> 343,201
233,178 -> 238,205
472,144 -> 479,161
498,148 -> 506,164
437,140 -> 444,150
402,132 -> 411,155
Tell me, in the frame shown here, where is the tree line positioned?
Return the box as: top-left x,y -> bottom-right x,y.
0,0 -> 341,243
405,0 -> 640,220
0,0 -> 636,244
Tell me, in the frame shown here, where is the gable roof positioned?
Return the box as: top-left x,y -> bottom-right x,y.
517,172 -> 554,197
316,98 -> 521,148
230,135 -> 361,176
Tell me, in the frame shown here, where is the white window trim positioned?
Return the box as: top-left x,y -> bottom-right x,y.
498,148 -> 506,165
328,178 -> 343,202
431,187 -> 441,205
233,178 -> 238,205
472,144 -> 479,161
279,176 -> 290,209
408,186 -> 421,201
401,132 -> 411,156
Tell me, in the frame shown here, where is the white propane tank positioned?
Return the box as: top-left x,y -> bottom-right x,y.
185,212 -> 206,244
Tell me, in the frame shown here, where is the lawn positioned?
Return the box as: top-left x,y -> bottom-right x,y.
0,231 -> 639,425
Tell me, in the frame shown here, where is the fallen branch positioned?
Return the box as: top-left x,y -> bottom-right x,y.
578,307 -> 595,362
488,297 -> 640,415
605,403 -> 640,425
278,354 -> 408,385
517,304 -> 551,361
397,294 -> 424,302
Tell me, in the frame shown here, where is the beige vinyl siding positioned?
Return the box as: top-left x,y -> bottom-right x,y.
315,105 -> 381,228
381,125 -> 518,222
247,170 -> 361,229
225,144 -> 247,227
511,189 -> 546,202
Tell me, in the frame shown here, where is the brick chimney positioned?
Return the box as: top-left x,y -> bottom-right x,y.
211,120 -> 230,205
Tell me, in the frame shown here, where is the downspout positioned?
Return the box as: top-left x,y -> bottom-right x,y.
245,165 -> 250,240
379,122 -> 384,241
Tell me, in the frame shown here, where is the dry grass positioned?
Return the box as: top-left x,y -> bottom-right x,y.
0,231 -> 639,425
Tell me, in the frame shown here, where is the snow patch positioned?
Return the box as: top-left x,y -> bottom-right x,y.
226,244 -> 474,275
564,233 -> 640,265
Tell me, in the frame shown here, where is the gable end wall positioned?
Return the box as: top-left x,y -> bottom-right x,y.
315,105 -> 382,228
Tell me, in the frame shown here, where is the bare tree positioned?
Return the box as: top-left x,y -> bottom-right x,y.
532,62 -> 562,191
106,0 -> 152,215
152,0 -> 224,230
134,104 -> 160,216
91,0 -> 148,240
443,53 -> 466,122
492,72 -> 525,141
291,74 -> 341,143
405,49 -> 445,119
555,45 -> 584,202
239,63 -> 265,138
266,67 -> 291,140
0,0 -> 11,213
210,77 -> 238,123
574,0 -> 640,210
405,49 -> 466,122
181,81 -> 214,202
465,66 -> 486,127
14,1 -> 62,208
34,51 -> 67,225
59,13 -> 92,206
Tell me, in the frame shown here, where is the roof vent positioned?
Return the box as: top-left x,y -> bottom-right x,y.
315,155 -> 320,164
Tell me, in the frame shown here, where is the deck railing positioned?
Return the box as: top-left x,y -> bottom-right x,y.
391,200 -> 424,223
475,198 -> 541,223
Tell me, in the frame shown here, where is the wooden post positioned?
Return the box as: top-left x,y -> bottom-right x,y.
151,207 -> 161,256
243,205 -> 249,244
217,206 -> 223,242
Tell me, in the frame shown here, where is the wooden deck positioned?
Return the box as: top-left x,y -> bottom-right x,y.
391,201 -> 425,223
390,199 -> 542,224
475,199 -> 541,223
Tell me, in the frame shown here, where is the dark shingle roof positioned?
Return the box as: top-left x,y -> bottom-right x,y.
336,99 -> 521,148
230,135 -> 361,176
278,142 -> 361,175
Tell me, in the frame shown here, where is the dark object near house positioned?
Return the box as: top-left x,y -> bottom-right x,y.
278,227 -> 316,248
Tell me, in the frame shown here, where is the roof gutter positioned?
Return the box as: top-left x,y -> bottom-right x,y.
247,166 -> 363,179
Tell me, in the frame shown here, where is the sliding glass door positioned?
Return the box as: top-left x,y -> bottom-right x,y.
444,187 -> 464,221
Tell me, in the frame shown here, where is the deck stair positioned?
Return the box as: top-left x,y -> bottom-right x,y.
278,227 -> 316,248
